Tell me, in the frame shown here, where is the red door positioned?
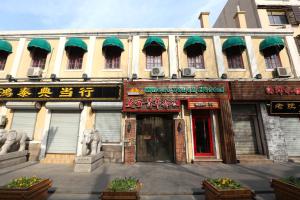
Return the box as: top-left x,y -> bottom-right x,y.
192,114 -> 214,156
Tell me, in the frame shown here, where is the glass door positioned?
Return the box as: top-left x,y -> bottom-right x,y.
192,114 -> 214,156
136,115 -> 174,162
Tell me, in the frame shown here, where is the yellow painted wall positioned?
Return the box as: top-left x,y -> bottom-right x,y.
221,37 -> 251,79
59,38 -> 89,78
33,106 -> 47,141
91,37 -> 129,78
5,109 -> 13,130
257,9 -> 270,28
0,40 -> 19,79
252,37 -> 292,78
178,37 -> 218,78
17,38 -> 59,78
85,106 -> 95,129
138,37 -> 169,78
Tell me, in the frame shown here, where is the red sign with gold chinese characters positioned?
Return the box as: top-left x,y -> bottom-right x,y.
123,80 -> 230,112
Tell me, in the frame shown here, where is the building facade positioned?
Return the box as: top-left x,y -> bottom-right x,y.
0,12 -> 299,165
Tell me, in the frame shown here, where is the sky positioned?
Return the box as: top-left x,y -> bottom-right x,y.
0,0 -> 228,30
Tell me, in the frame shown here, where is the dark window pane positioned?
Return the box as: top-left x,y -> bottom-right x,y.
0,51 -> 8,70
187,54 -> 205,69
265,53 -> 282,69
30,49 -> 48,69
227,53 -> 244,69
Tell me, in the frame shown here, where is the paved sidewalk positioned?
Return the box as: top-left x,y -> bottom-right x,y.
0,162 -> 298,199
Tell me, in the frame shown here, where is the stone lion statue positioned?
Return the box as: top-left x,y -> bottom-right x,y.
0,129 -> 28,155
81,129 -> 101,156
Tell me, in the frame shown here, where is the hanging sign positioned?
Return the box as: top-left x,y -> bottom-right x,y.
270,101 -> 300,115
188,99 -> 220,110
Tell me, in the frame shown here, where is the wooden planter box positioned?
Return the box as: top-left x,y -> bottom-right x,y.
0,179 -> 52,200
100,183 -> 141,200
271,179 -> 300,200
202,180 -> 255,200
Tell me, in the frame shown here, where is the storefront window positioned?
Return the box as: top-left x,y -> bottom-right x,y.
67,47 -> 84,70
30,48 -> 47,69
0,51 -> 8,70
268,11 -> 289,25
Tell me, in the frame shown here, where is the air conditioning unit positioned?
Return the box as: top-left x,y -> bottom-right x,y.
151,67 -> 165,77
27,67 -> 43,78
275,67 -> 290,78
182,67 -> 196,77
0,115 -> 6,126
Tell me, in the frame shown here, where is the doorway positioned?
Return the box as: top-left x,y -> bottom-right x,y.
192,111 -> 214,156
136,115 -> 174,162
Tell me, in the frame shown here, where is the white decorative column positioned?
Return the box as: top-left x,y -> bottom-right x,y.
213,36 -> 225,77
76,106 -> 88,156
39,109 -> 51,160
11,38 -> 26,77
53,37 -> 66,76
285,36 -> 300,78
168,35 -> 178,77
85,36 -> 96,76
245,36 -> 260,77
131,36 -> 140,77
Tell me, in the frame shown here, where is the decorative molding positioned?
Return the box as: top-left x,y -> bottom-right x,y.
53,37 -> 66,76
285,36 -> 300,78
39,109 -> 51,160
10,38 -> 26,77
85,36 -> 96,76
131,36 -> 140,76
213,36 -> 225,77
245,36 -> 260,77
168,35 -> 178,77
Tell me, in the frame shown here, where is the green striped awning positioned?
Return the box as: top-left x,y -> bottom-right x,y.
222,36 -> 246,52
0,39 -> 12,54
143,36 -> 166,50
102,37 -> 124,51
27,38 -> 51,53
65,38 -> 88,52
259,36 -> 285,52
184,36 -> 206,51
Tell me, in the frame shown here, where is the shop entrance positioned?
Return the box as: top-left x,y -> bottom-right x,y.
136,115 -> 174,162
192,111 -> 214,156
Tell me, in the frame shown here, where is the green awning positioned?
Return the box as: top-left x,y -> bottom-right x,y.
259,36 -> 285,52
143,36 -> 166,51
184,36 -> 206,51
102,37 -> 124,51
65,37 -> 88,52
0,39 -> 12,54
27,38 -> 51,53
222,36 -> 246,51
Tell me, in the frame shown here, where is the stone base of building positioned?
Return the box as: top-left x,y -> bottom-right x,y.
41,153 -> 76,164
74,151 -> 104,173
102,145 -> 122,163
0,150 -> 28,169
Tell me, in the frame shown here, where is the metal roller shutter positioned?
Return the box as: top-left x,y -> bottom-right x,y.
280,118 -> 300,156
95,111 -> 121,143
46,112 -> 80,153
11,110 -> 37,140
233,115 -> 257,155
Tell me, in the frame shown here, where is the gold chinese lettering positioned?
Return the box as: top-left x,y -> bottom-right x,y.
17,87 -> 32,97
79,87 -> 94,98
0,88 -> 13,97
275,103 -> 284,110
38,87 -> 52,98
287,103 -> 296,110
59,87 -> 73,97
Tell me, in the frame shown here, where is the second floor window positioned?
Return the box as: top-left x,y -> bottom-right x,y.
146,47 -> 162,69
226,48 -> 244,69
0,51 -> 8,70
264,52 -> 282,69
30,49 -> 47,69
295,37 -> 300,54
268,11 -> 288,25
105,48 -> 121,69
67,48 -> 84,70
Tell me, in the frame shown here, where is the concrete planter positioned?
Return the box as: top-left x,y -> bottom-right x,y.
0,179 -> 52,200
271,179 -> 300,200
100,182 -> 141,200
202,180 -> 255,200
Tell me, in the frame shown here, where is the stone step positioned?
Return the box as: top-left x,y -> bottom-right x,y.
288,157 -> 300,163
237,155 -> 273,164
193,156 -> 223,163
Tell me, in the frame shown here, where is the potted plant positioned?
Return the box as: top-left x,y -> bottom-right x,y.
202,177 -> 255,200
271,176 -> 300,200
0,176 -> 52,200
100,177 -> 141,200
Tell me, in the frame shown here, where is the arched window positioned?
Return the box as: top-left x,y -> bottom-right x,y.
143,36 -> 166,69
27,38 -> 51,69
184,36 -> 206,69
65,38 -> 87,70
0,39 -> 12,70
259,36 -> 285,69
222,37 -> 246,69
102,37 -> 124,69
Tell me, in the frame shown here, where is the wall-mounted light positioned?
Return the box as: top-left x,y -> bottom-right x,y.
255,73 -> 262,79
171,74 -> 177,79
221,73 -> 227,79
127,122 -> 132,133
132,73 -> 138,80
50,74 -> 60,82
82,73 -> 90,81
6,74 -> 17,82
177,121 -> 183,133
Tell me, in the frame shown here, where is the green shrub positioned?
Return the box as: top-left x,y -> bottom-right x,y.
108,177 -> 139,192
6,176 -> 43,189
281,176 -> 300,188
207,177 -> 242,190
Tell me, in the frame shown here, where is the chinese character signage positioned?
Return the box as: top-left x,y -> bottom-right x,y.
188,99 -> 220,110
0,84 -> 121,101
270,101 -> 300,114
123,80 -> 230,112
